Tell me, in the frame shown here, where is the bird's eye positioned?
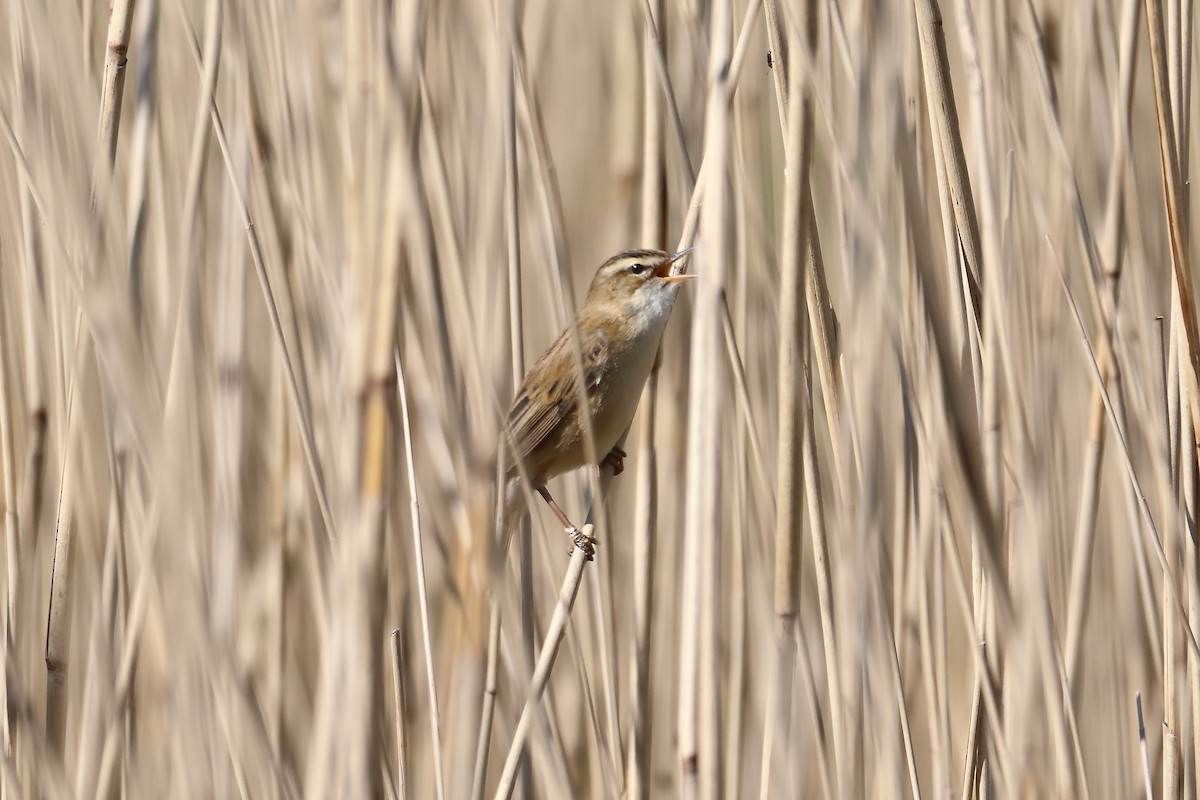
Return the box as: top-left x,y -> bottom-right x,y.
629,263 -> 648,276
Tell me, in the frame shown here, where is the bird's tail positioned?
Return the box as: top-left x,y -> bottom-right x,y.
492,476 -> 529,569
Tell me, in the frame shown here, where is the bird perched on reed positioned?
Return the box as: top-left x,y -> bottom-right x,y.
501,248 -> 694,558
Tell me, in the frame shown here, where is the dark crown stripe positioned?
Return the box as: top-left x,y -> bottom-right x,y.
599,249 -> 666,269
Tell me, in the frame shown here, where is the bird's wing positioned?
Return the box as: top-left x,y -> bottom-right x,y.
506,324 -> 609,474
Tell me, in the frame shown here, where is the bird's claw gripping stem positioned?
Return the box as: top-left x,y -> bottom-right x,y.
601,445 -> 627,476
566,526 -> 597,561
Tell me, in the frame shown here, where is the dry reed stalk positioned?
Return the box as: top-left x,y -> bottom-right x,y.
231,15 -> 319,768
763,3 -> 820,796
242,61 -> 321,470
1136,692 -> 1155,800
312,0 -> 408,789
678,2 -> 732,797
558,584 -> 622,797
626,374 -> 659,800
1166,0 -> 1192,178
511,49 -> 570,312
637,0 -> 697,188
266,361 -> 289,768
44,0 -> 140,760
892,273 -> 1012,796
210,159 -> 247,642
879,586 -> 922,798
497,4 -> 534,797
626,0 -> 668,795
42,343 -> 94,757
763,2 -> 838,796
1166,366 -> 1187,800
1056,265 -> 1200,665
912,1 -> 1001,790
500,4 -> 523,393
1169,302 -> 1183,486
94,0 -> 138,172
763,0 -> 845,495
958,5 -> 1014,793
1142,1 -> 1198,790
1164,0 -> 1200,785
1142,0 -> 1200,454
582,537 -> 619,797
71,307 -> 139,797
182,0 -> 339,575
391,629 -> 409,799
0,55 -> 25,634
165,0 -> 222,401
468,600 -> 499,800
722,432 -> 747,798
503,506 -> 582,796
469,2 -> 529,792
1153,316 -> 1172,659
720,303 -> 773,536
912,0 -> 983,328
801,206 -> 845,482
396,351 -> 447,800
418,89 -> 501,788
789,620 -> 833,798
1063,0 -> 1140,687
720,148 -> 755,779
895,57 -> 1017,800
299,0 -> 373,792
933,494 -> 1011,793
1191,538 -> 1200,800
9,0 -> 49,596
799,390 -> 843,792
2,65 -> 152,791
762,0 -> 789,125
493,531 -> 593,800
1008,449 -> 1089,794
86,490 -> 165,799
912,448 -> 951,797
902,57 -> 955,796
180,0 -> 340,556
415,72 -> 487,415
124,0 -> 157,333
0,252 -> 19,776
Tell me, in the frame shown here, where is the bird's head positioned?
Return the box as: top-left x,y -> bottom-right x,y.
584,248 -> 695,318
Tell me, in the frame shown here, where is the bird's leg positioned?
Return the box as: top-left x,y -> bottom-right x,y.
535,485 -> 596,560
600,445 -> 627,476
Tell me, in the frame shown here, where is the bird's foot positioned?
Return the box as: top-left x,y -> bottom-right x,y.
566,526 -> 597,561
601,445 -> 627,476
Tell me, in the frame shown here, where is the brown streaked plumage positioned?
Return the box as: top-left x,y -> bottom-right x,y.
503,248 -> 694,556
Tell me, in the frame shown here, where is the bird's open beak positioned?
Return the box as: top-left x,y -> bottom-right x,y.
655,248 -> 697,284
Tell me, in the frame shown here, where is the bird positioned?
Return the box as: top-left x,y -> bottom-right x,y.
501,247 -> 695,558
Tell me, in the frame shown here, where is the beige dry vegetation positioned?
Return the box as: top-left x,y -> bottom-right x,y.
1,0 -> 1199,797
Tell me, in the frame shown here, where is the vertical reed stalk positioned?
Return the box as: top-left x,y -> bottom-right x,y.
45,0 -> 140,759
912,0 -> 984,327
627,0 -> 668,795
763,1 -> 831,794
391,629 -> 409,799
396,352 -> 447,800
0,248 -> 19,773
493,534 -> 593,800
679,3 -> 732,798
1063,0 -> 1140,685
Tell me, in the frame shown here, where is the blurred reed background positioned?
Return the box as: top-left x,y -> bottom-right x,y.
0,0 -> 1197,797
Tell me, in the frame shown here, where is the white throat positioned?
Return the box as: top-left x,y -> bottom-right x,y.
628,284 -> 678,338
